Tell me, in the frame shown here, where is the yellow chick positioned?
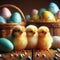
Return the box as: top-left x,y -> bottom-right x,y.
26,25 -> 38,49
11,25 -> 28,50
37,26 -> 53,50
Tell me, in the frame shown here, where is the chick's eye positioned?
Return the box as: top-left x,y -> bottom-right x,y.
14,29 -> 20,32
29,30 -> 33,33
26,30 -> 33,33
41,31 -> 44,33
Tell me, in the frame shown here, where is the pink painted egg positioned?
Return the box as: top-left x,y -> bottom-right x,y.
32,9 -> 38,15
1,7 -> 12,20
55,10 -> 60,21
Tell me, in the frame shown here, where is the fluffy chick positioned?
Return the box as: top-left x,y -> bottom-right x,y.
26,25 -> 38,49
11,25 -> 28,50
37,26 -> 53,50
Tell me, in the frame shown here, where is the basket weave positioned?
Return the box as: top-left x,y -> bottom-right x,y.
27,20 -> 60,36
0,4 -> 26,38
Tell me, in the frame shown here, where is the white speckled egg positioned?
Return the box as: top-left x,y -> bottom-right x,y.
1,7 -> 12,20
52,36 -> 60,49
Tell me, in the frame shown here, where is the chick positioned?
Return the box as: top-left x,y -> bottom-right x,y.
26,25 -> 38,49
37,26 -> 53,50
11,25 -> 28,50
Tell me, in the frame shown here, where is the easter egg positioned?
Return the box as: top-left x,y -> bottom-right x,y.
1,7 -> 12,20
10,12 -> 22,23
0,16 -> 6,24
38,8 -> 46,18
52,36 -> 60,49
55,10 -> 60,21
32,14 -> 39,20
48,2 -> 59,15
42,11 -> 56,22
32,9 -> 38,15
0,38 -> 14,52
25,14 -> 30,20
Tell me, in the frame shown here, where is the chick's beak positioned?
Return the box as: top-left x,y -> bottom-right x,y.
38,30 -> 47,36
26,30 -> 36,37
32,31 -> 35,34
26,30 -> 35,34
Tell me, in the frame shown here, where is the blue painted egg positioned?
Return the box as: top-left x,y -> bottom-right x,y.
0,16 -> 6,24
10,12 -> 22,23
48,2 -> 59,15
38,8 -> 46,17
0,38 -> 14,52
52,36 -> 60,49
25,14 -> 30,20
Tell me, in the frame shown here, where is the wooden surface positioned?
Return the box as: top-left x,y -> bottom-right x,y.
33,49 -> 60,60
0,49 -> 60,60
0,50 -> 32,60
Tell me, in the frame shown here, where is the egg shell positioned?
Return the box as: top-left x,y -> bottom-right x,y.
0,38 -> 14,52
52,36 -> 60,49
0,16 -> 6,24
48,2 -> 59,15
25,14 -> 30,20
2,7 -> 12,20
32,9 -> 38,15
38,8 -> 46,17
42,11 -> 56,22
10,12 -> 22,23
55,10 -> 60,19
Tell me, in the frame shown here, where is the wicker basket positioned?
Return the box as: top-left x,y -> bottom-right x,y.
0,4 -> 26,38
27,20 -> 60,36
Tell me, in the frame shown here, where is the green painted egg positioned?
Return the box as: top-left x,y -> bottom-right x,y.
38,8 -> 46,18
0,38 -> 14,52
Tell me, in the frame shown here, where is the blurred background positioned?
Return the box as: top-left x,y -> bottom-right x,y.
0,0 -> 60,15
